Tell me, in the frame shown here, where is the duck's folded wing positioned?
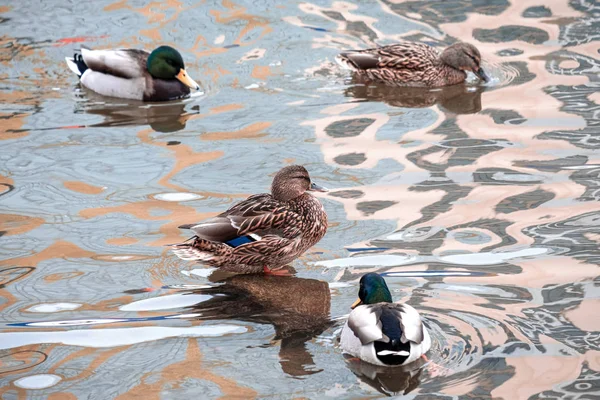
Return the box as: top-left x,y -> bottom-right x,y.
348,304 -> 425,346
341,43 -> 437,71
347,305 -> 384,345
390,303 -> 425,344
179,194 -> 302,243
81,48 -> 148,79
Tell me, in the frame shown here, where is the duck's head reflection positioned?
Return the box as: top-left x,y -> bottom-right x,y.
345,355 -> 425,397
344,80 -> 484,114
188,274 -> 332,377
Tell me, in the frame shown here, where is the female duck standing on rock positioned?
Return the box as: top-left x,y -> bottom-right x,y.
171,165 -> 328,275
65,45 -> 201,101
341,273 -> 431,366
336,41 -> 489,87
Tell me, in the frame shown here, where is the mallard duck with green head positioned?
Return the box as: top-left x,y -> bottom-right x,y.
170,165 -> 328,275
65,45 -> 201,101
340,273 -> 431,366
337,41 -> 489,87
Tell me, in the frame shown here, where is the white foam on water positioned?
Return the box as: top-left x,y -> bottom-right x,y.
165,284 -> 212,290
13,374 -> 62,389
439,247 -> 548,266
386,271 -> 472,277
563,165 -> 600,170
165,313 -> 202,319
384,226 -> 444,241
315,254 -> 416,268
25,318 -> 128,327
120,293 -> 213,312
26,303 -> 82,313
0,325 -> 247,350
328,282 -> 353,288
492,172 -> 543,182
183,268 -> 217,278
153,192 -> 203,202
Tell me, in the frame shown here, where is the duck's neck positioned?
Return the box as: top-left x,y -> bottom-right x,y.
289,193 -> 322,212
290,193 -> 327,238
435,61 -> 467,86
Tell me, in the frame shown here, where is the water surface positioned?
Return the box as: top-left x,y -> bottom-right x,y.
1,0 -> 599,398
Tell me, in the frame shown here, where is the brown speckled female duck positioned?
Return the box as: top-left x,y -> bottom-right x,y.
336,41 -> 489,87
171,165 -> 328,275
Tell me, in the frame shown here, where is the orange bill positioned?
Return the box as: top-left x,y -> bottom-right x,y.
176,69 -> 200,90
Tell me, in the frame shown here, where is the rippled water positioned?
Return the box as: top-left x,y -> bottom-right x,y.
1,0 -> 599,398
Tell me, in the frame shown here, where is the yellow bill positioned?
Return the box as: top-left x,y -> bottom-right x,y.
351,298 -> 362,309
176,69 -> 200,90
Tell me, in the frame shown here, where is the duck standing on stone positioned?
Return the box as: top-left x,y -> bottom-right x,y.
336,41 -> 489,87
171,165 -> 328,275
65,45 -> 201,101
340,273 -> 431,366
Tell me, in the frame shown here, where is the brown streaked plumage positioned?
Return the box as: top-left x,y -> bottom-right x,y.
170,165 -> 328,274
336,41 -> 489,87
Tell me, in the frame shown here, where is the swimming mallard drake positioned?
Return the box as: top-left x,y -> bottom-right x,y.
336,41 -> 489,87
171,165 -> 328,275
65,45 -> 200,101
340,273 -> 431,366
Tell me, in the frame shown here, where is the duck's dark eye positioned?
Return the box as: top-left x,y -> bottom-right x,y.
466,53 -> 479,64
292,175 -> 310,182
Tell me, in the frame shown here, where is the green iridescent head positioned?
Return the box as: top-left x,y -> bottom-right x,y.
147,45 -> 200,89
351,273 -> 393,308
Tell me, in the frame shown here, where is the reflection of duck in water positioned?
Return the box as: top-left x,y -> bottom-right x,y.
65,46 -> 201,101
337,42 -> 489,87
344,80 -> 484,114
76,100 -> 196,133
171,165 -> 328,275
341,273 -> 431,366
189,274 -> 332,376
345,356 -> 424,397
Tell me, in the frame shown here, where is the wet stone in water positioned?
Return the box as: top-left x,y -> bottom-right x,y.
357,201 -> 397,216
329,190 -> 365,199
495,189 -> 556,214
473,25 -> 549,44
481,109 -> 526,125
496,48 -> 524,57
522,6 -> 552,18
334,153 -> 366,166
325,118 -> 375,138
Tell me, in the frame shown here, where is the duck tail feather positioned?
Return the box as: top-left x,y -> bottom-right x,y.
66,53 -> 88,77
335,53 -> 357,70
336,51 -> 379,71
65,57 -> 82,76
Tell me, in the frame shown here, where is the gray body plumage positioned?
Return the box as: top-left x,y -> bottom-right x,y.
340,302 -> 431,367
